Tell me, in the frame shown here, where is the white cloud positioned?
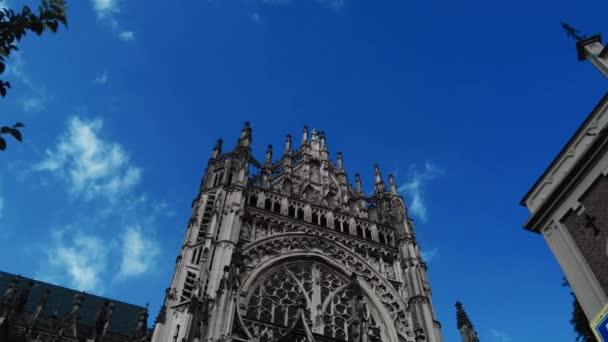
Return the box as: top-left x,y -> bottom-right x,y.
488,329 -> 510,342
250,12 -> 262,24
42,229 -> 108,292
398,162 -> 443,222
259,0 -> 345,11
262,0 -> 293,4
6,52 -> 49,112
91,0 -> 119,19
421,248 -> 439,262
34,116 -> 142,201
316,0 -> 345,11
20,88 -> 48,112
94,69 -> 109,84
118,31 -> 135,41
118,225 -> 160,277
90,0 -> 136,41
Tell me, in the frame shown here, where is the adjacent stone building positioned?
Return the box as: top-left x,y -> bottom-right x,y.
521,93 -> 608,324
150,123 -> 443,342
0,271 -> 149,341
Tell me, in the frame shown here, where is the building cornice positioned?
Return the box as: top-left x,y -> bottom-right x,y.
521,92 -> 608,211
524,124 -> 608,232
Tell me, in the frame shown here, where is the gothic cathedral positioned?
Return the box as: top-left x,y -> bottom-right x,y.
151,123 -> 443,342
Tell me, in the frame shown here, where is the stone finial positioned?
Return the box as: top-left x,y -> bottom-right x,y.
95,300 -> 114,341
2,276 -> 20,304
455,301 -> 480,342
132,307 -> 149,340
302,126 -> 309,145
284,134 -> 292,156
29,288 -> 50,327
455,301 -> 472,329
374,164 -> 386,193
212,138 -> 223,158
337,152 -> 344,171
355,173 -> 363,193
238,121 -> 252,148
320,131 -> 326,149
265,145 -> 273,166
389,174 -> 398,195
13,281 -> 33,317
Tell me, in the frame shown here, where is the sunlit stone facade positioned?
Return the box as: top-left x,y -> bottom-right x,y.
151,123 -> 442,342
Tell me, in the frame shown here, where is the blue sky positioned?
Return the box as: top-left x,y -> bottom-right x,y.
1,0 -> 607,340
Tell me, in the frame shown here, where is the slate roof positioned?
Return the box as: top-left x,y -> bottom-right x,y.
0,271 -> 145,337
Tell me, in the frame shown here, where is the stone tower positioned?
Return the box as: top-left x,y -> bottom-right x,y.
151,123 -> 443,342
455,302 -> 479,342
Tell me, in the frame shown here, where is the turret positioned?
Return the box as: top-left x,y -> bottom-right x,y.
265,145 -> 273,166
355,173 -> 363,194
284,134 -> 292,156
237,121 -> 252,148
374,164 -> 386,194
337,152 -> 344,171
320,131 -> 326,150
389,174 -> 398,196
212,139 -> 222,159
301,126 -> 309,146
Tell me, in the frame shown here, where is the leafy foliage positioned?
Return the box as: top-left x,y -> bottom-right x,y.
562,277 -> 598,342
0,0 -> 67,151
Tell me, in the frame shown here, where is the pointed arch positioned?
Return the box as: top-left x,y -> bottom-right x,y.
239,233 -> 409,342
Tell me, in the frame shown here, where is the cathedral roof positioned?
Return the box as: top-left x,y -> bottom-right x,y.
0,270 -> 145,337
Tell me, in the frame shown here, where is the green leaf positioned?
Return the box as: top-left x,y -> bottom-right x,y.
0,137 -> 6,151
1,127 -> 22,142
44,20 -> 57,32
8,128 -> 22,142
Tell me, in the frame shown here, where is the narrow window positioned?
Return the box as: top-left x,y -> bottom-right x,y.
343,221 -> 350,234
249,193 -> 258,206
334,219 -> 341,232
365,226 -> 372,239
288,205 -> 296,217
356,225 -> 364,237
273,201 -> 281,213
320,214 -> 327,227
190,248 -> 197,264
379,232 -> 386,245
297,207 -> 304,220
227,173 -> 233,185
265,198 -> 272,210
312,212 -> 319,225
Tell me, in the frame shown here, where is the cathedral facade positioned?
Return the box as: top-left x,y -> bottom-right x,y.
151,123 -> 442,342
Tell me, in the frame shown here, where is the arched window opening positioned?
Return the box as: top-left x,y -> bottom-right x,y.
288,205 -> 296,217
249,193 -> 258,207
365,226 -> 372,240
334,219 -> 341,232
297,207 -> 304,220
227,173 -> 233,186
320,214 -> 327,227
343,221 -> 350,234
243,262 -> 383,342
312,212 -> 319,225
273,201 -> 281,213
264,198 -> 272,210
379,232 -> 386,245
356,225 -> 364,238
